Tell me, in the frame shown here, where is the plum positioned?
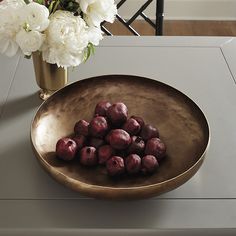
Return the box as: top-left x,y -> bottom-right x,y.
56,138 -> 77,161
89,116 -> 108,138
130,115 -> 145,128
106,156 -> 125,176
98,145 -> 115,164
72,135 -> 86,150
107,102 -> 128,127
74,120 -> 89,136
140,124 -> 159,141
145,138 -> 166,161
107,129 -> 131,150
141,155 -> 159,174
95,101 -> 111,116
128,136 -> 145,155
89,137 -> 105,149
125,154 -> 141,174
80,146 -> 97,166
122,118 -> 141,135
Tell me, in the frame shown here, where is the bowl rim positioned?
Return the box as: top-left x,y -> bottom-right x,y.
30,74 -> 211,191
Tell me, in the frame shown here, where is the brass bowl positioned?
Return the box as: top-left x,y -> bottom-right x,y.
31,75 -> 210,200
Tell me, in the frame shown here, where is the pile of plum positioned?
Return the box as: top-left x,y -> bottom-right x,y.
56,102 -> 166,177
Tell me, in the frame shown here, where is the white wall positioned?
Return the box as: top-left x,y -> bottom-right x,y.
117,0 -> 236,20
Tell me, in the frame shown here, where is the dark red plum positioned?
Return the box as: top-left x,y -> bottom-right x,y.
89,137 -> 105,149
115,150 -> 127,158
107,102 -> 128,127
128,136 -> 145,155
72,135 -> 86,150
125,154 -> 141,174
108,129 -> 131,150
140,124 -> 159,141
98,145 -> 115,164
56,138 -> 77,161
141,155 -> 159,174
89,116 -> 108,138
95,101 -> 111,116
106,156 -> 125,176
130,115 -> 145,128
122,118 -> 141,135
145,138 -> 166,161
105,132 -> 111,144
80,146 -> 97,166
74,120 -> 89,136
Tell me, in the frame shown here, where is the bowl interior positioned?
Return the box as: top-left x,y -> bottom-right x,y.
31,75 -> 209,188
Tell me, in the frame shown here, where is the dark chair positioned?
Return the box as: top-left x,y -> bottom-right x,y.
101,0 -> 164,36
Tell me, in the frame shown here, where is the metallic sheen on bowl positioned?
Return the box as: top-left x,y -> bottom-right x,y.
31,74 -> 210,200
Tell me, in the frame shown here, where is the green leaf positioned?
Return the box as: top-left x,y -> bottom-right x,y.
48,1 -> 56,13
34,0 -> 44,5
59,0 -> 80,12
83,48 -> 89,62
90,43 -> 95,55
83,43 -> 95,62
52,0 -> 60,13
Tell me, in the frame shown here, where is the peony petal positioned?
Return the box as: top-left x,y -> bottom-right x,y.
16,30 -> 45,55
19,2 -> 49,32
79,0 -> 89,14
42,10 -> 89,68
87,26 -> 103,46
86,11 -> 103,27
80,0 -> 96,13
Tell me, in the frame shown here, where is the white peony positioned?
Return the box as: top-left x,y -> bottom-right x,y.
42,10 -> 89,68
87,26 -> 103,46
16,30 -> 45,56
79,0 -> 117,27
0,0 -> 25,56
0,0 -> 25,10
19,2 -> 49,32
0,1 -> 48,57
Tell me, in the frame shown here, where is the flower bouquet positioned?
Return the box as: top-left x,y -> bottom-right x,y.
0,0 -> 117,67
0,0 -> 117,99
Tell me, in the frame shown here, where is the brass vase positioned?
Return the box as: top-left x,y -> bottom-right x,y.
32,52 -> 68,100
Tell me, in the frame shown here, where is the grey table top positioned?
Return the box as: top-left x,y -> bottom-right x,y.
0,36 -> 236,235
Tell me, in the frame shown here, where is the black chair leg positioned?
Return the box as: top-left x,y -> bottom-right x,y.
156,0 -> 164,35
101,0 -> 164,36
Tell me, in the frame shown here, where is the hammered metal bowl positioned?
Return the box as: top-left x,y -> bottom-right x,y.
31,75 -> 210,200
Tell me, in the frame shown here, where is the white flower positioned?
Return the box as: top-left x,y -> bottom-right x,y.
13,2 -> 49,56
0,1 -> 48,57
79,0 -> 117,27
16,30 -> 45,56
42,10 -> 89,68
0,0 -> 25,56
87,26 -> 103,46
0,0 -> 25,10
19,2 -> 49,32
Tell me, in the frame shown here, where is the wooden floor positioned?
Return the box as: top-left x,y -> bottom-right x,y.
104,20 -> 236,36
